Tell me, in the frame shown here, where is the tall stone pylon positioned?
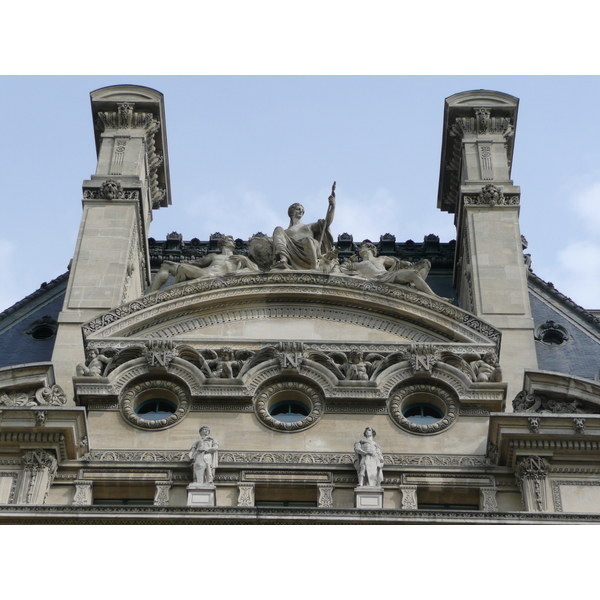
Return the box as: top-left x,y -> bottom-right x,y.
52,85 -> 171,399
437,90 -> 537,404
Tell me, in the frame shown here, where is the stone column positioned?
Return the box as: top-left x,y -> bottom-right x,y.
154,481 -> 172,506
515,455 -> 549,512
318,484 -> 334,508
51,85 -> 171,399
237,482 -> 255,507
73,480 -> 93,506
16,450 -> 58,505
438,91 -> 538,402
399,485 -> 418,510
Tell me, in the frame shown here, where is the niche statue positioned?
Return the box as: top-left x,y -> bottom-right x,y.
354,427 -> 384,487
188,426 -> 219,485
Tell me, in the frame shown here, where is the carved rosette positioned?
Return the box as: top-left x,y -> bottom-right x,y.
254,380 -> 323,432
120,378 -> 190,430
388,382 -> 459,435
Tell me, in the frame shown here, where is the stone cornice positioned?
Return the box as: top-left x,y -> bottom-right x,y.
0,504 -> 598,525
81,272 -> 501,346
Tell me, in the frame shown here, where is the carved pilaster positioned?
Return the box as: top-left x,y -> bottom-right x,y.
237,482 -> 255,507
154,481 -> 172,506
73,480 -> 93,506
515,455 -> 549,512
399,485 -> 418,510
318,484 -> 334,508
480,487 -> 498,512
17,450 -> 58,505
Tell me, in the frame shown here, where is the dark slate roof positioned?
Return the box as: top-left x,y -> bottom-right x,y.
528,272 -> 600,381
0,273 -> 68,369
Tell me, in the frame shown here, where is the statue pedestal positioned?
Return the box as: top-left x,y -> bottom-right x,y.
187,483 -> 216,507
354,486 -> 384,509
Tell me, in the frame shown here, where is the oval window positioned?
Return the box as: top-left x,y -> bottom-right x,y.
135,398 -> 177,421
403,403 -> 444,425
269,400 -> 310,423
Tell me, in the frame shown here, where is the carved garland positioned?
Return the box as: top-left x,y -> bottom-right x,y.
389,382 -> 459,435
120,378 -> 190,430
254,380 -> 323,432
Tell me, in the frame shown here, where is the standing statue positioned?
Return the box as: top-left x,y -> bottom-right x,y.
149,235 -> 259,292
354,427 -> 384,487
343,241 -> 451,301
249,182 -> 336,271
188,426 -> 219,485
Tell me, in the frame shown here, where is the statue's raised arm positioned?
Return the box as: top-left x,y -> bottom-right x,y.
249,183 -> 337,272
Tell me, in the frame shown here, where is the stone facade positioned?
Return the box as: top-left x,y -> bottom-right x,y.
1,86 -> 600,524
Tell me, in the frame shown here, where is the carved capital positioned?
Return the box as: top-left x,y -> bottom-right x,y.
237,482 -> 255,507
515,455 -> 549,512
480,487 -> 498,512
399,485 -> 418,510
318,484 -> 334,508
73,480 -> 93,506
154,481 -> 172,506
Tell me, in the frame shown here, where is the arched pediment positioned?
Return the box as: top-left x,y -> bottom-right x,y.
82,272 -> 501,346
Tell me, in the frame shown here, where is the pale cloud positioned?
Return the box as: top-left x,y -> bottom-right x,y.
539,240 -> 600,310
183,185 -> 457,246
570,180 -> 600,231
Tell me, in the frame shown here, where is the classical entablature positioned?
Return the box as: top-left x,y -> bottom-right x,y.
81,272 -> 500,345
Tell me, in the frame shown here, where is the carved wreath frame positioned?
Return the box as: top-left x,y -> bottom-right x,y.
388,381 -> 459,435
254,380 -> 324,432
120,378 -> 190,430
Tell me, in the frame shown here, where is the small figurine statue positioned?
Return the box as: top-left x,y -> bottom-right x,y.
188,426 -> 219,485
75,348 -> 110,377
353,427 -> 384,487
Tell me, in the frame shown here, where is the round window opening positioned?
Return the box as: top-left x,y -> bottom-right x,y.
120,379 -> 190,430
541,330 -> 565,345
255,381 -> 323,432
269,400 -> 310,423
403,403 -> 444,425
389,383 -> 458,435
136,398 -> 178,421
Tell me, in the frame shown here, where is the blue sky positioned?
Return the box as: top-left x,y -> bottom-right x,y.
1,75 -> 600,313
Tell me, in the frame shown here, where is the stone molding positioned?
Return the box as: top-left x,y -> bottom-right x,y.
81,272 -> 500,345
79,449 -> 493,467
551,479 -> 600,513
4,504 -> 600,524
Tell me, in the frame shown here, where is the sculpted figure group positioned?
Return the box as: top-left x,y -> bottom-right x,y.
147,184 -> 448,300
